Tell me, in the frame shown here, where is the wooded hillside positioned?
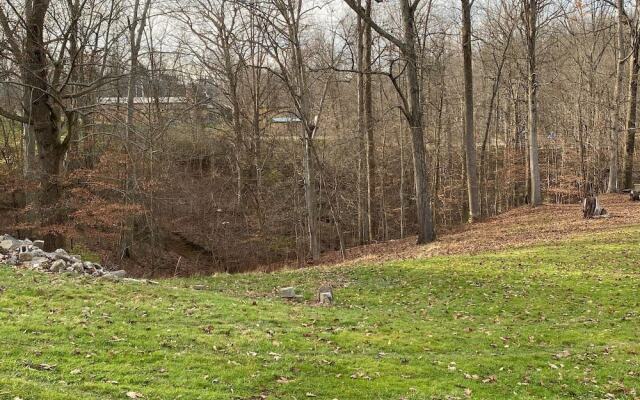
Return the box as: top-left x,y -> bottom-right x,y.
0,0 -> 636,275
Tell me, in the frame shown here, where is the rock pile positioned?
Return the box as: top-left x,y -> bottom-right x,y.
0,234 -> 126,279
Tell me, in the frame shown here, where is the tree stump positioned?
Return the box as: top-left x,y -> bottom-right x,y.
583,196 -> 607,219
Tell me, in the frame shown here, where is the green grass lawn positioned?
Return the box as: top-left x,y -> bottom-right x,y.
1,228 -> 639,400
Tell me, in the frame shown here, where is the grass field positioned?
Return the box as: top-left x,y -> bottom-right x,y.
1,227 -> 639,399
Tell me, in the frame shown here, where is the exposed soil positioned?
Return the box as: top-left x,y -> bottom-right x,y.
265,193 -> 640,271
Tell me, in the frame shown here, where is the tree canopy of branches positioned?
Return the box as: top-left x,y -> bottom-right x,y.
0,0 -> 635,274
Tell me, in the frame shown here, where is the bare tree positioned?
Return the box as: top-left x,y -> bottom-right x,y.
461,0 -> 480,221
0,0 -> 119,209
343,0 -> 436,243
622,1 -> 640,189
608,0 -> 626,192
252,0 -> 330,260
522,0 -> 542,205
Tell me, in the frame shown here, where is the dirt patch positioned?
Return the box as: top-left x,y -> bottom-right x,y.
265,194 -> 640,271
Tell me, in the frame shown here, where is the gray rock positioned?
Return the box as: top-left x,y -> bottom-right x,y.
71,262 -> 84,273
279,287 -> 297,298
319,291 -> 333,304
33,240 -> 45,249
53,249 -> 70,260
110,270 -> 127,278
30,249 -> 48,258
18,252 -> 33,262
101,273 -> 122,281
0,239 -> 16,253
31,260 -> 50,271
32,257 -> 49,264
83,262 -> 96,273
50,259 -> 67,272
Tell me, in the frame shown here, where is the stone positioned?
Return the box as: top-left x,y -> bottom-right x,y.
317,285 -> 334,305
279,287 -> 297,298
102,273 -> 122,281
32,260 -> 51,271
54,249 -> 69,260
18,252 -> 33,262
0,239 -> 16,253
83,262 -> 96,273
50,259 -> 67,272
33,240 -> 45,249
110,270 -> 127,278
72,262 -> 84,273
319,291 -> 333,304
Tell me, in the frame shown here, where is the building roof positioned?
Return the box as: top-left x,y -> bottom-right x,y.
98,97 -> 188,105
271,116 -> 302,124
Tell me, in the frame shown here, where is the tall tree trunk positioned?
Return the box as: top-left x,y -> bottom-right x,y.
461,0 -> 480,222
524,0 -> 542,205
364,0 -> 376,240
401,0 -> 435,244
356,12 -> 369,243
21,103 -> 37,178
623,34 -> 640,189
121,0 -> 151,258
609,0 -> 625,193
343,0 -> 435,243
302,134 -> 319,260
24,0 -> 67,207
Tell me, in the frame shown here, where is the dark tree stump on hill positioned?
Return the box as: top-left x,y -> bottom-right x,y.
583,196 -> 607,219
630,184 -> 640,201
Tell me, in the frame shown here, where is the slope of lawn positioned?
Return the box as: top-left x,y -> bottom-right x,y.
0,227 -> 639,399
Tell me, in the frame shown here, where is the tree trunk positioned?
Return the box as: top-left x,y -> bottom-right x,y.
364,0 -> 376,240
401,0 -> 435,244
356,12 -> 369,243
608,0 -> 625,193
303,135 -> 319,260
21,108 -> 37,179
121,0 -> 151,258
24,0 -> 68,207
525,0 -> 542,205
623,35 -> 640,189
461,0 -> 480,222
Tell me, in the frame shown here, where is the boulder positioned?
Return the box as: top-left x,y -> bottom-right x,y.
109,270 -> 127,278
50,259 -> 67,272
31,259 -> 51,271
0,239 -> 18,253
18,252 -> 33,262
279,287 -> 297,298
71,262 -> 85,273
101,273 -> 122,281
